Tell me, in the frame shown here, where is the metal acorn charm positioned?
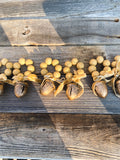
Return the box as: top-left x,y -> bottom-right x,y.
14,82 -> 28,98
111,56 -> 120,98
40,78 -> 55,96
92,81 -> 108,98
88,56 -> 114,98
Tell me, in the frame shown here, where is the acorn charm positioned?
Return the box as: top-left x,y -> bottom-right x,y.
92,81 -> 108,98
14,82 -> 28,98
40,79 -> 55,96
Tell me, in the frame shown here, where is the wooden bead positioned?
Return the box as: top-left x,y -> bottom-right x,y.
19,58 -> 26,65
96,56 -> 104,64
77,69 -> 84,75
114,55 -> 120,61
77,62 -> 84,69
1,58 -> 8,65
63,67 -> 70,74
88,65 -> 96,73
46,72 -> 53,77
71,58 -> 78,65
103,60 -> 110,67
4,69 -> 12,76
27,65 -> 35,72
89,59 -> 97,66
0,73 -> 7,80
13,69 -> 20,75
103,66 -> 111,72
111,61 -> 117,68
92,71 -> 99,77
26,59 -> 33,65
45,57 -> 52,65
6,62 -> 13,69
65,61 -> 72,67
13,62 -> 21,69
100,70 -> 105,76
40,62 -> 47,69
53,72 -> 61,78
66,72 -> 72,79
24,71 -> 31,76
55,65 -> 62,72
52,59 -> 59,66
41,69 -> 48,76
17,73 -> 24,78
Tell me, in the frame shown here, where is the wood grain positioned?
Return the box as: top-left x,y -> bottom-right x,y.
0,113 -> 120,159
0,18 -> 120,46
0,45 -> 119,114
0,0 -> 120,19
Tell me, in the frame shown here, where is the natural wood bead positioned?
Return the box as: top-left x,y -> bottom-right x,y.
19,58 -> 26,65
114,55 -> 120,61
13,62 -> 21,69
45,57 -> 52,65
26,59 -> 33,65
41,69 -> 48,76
111,61 -> 117,68
6,62 -> 13,69
66,72 -> 72,79
77,69 -> 84,75
40,62 -> 47,69
24,71 -> 31,76
100,70 -> 105,76
13,69 -> 20,75
27,65 -> 35,72
65,61 -> 72,67
4,68 -> 12,76
1,58 -> 8,65
46,72 -> 53,77
55,65 -> 62,72
96,56 -> 104,64
88,65 -> 96,73
17,73 -> 24,78
71,58 -> 78,65
77,62 -> 84,69
103,60 -> 110,67
103,66 -> 111,72
53,71 -> 61,78
89,59 -> 97,66
92,71 -> 99,77
63,67 -> 70,74
52,59 -> 59,66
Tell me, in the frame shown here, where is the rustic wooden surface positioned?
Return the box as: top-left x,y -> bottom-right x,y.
0,0 -> 120,19
0,113 -> 120,159
0,45 -> 119,114
0,18 -> 120,46
0,0 -> 120,159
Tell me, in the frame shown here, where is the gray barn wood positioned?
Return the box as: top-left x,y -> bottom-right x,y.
0,114 -> 120,159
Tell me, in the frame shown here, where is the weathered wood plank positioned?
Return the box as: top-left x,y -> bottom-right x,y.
0,45 -> 119,114
0,113 -> 120,159
0,18 -> 120,46
0,0 -> 120,19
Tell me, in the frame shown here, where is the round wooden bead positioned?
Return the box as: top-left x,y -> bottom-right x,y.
66,72 -> 72,79
41,69 -> 48,76
4,69 -> 12,76
91,71 -> 99,77
111,61 -> 117,68
6,62 -> 13,69
103,60 -> 110,67
63,67 -> 70,74
26,59 -> 33,66
89,59 -> 97,66
13,62 -> 21,69
96,56 -> 104,64
53,71 -> 61,78
19,58 -> 26,65
55,65 -> 62,72
71,58 -> 78,65
77,62 -> 84,69
88,65 -> 96,73
1,58 -> 8,65
27,65 -> 35,72
65,61 -> 72,67
52,59 -> 59,66
114,55 -> 120,61
45,57 -> 52,65
40,62 -> 47,69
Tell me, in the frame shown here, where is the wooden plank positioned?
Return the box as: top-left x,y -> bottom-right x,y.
0,113 -> 120,159
0,45 -> 119,114
0,0 -> 120,19
0,18 -> 120,46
